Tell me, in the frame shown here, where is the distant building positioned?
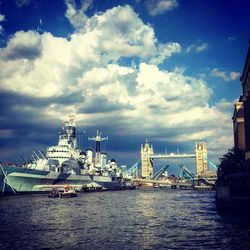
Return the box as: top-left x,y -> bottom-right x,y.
120,165 -> 127,173
141,139 -> 153,178
239,39 -> 250,165
232,97 -> 245,150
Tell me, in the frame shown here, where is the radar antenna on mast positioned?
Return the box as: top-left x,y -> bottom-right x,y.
88,130 -> 108,165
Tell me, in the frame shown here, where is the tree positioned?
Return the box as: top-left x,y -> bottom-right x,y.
217,147 -> 246,184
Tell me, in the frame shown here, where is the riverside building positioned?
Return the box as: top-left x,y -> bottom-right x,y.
232,98 -> 245,150
234,38 -> 250,166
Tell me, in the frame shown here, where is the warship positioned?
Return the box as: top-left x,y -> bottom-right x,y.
0,113 -> 127,194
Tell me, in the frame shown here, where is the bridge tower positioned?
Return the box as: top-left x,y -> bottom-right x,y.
195,140 -> 208,177
141,139 -> 153,179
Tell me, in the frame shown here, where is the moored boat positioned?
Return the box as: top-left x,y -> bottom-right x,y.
59,185 -> 77,198
48,187 -> 60,198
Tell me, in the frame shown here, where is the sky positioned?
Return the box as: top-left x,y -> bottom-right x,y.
0,0 -> 249,173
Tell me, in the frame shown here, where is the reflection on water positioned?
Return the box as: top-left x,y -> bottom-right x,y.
1,189 -> 250,249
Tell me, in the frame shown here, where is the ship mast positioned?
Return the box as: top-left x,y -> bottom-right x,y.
65,112 -> 77,149
88,130 -> 108,165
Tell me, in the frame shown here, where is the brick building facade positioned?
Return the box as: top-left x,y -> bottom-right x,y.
232,98 -> 245,150
235,39 -> 250,166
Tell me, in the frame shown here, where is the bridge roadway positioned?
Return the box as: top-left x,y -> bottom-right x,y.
132,178 -> 172,185
151,153 -> 195,159
132,178 -> 194,188
131,177 -> 216,189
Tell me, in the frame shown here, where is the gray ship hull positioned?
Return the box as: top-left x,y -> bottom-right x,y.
1,166 -> 124,194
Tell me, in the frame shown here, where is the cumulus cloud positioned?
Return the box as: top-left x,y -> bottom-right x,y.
230,71 -> 241,80
211,68 -> 240,82
76,62 -> 232,156
0,14 -> 5,34
186,42 -> 208,53
145,0 -> 178,16
0,5 -> 181,97
0,5 -> 233,164
0,30 -> 42,60
215,99 -> 234,113
150,42 -> 181,65
196,43 -> 208,52
65,0 -> 94,30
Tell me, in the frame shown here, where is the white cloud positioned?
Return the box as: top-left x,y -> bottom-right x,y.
215,99 -> 234,113
0,5 -> 182,98
145,0 -> 178,16
150,42 -> 181,65
0,14 -> 5,34
0,30 -> 42,60
74,62 -> 232,158
77,64 -> 135,91
196,43 -> 208,52
186,42 -> 208,53
229,71 -> 241,80
0,5 -> 234,161
65,0 -> 89,30
211,68 -> 240,82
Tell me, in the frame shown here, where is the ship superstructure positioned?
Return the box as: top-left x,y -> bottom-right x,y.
47,113 -> 79,165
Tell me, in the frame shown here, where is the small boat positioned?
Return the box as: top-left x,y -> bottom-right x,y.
59,185 -> 78,198
48,187 -> 60,198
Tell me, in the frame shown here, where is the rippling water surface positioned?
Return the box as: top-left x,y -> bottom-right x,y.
1,189 -> 250,249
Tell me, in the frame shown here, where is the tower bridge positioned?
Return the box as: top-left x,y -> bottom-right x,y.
140,139 -> 214,179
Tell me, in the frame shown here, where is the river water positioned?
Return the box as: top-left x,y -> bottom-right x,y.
0,189 -> 250,250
